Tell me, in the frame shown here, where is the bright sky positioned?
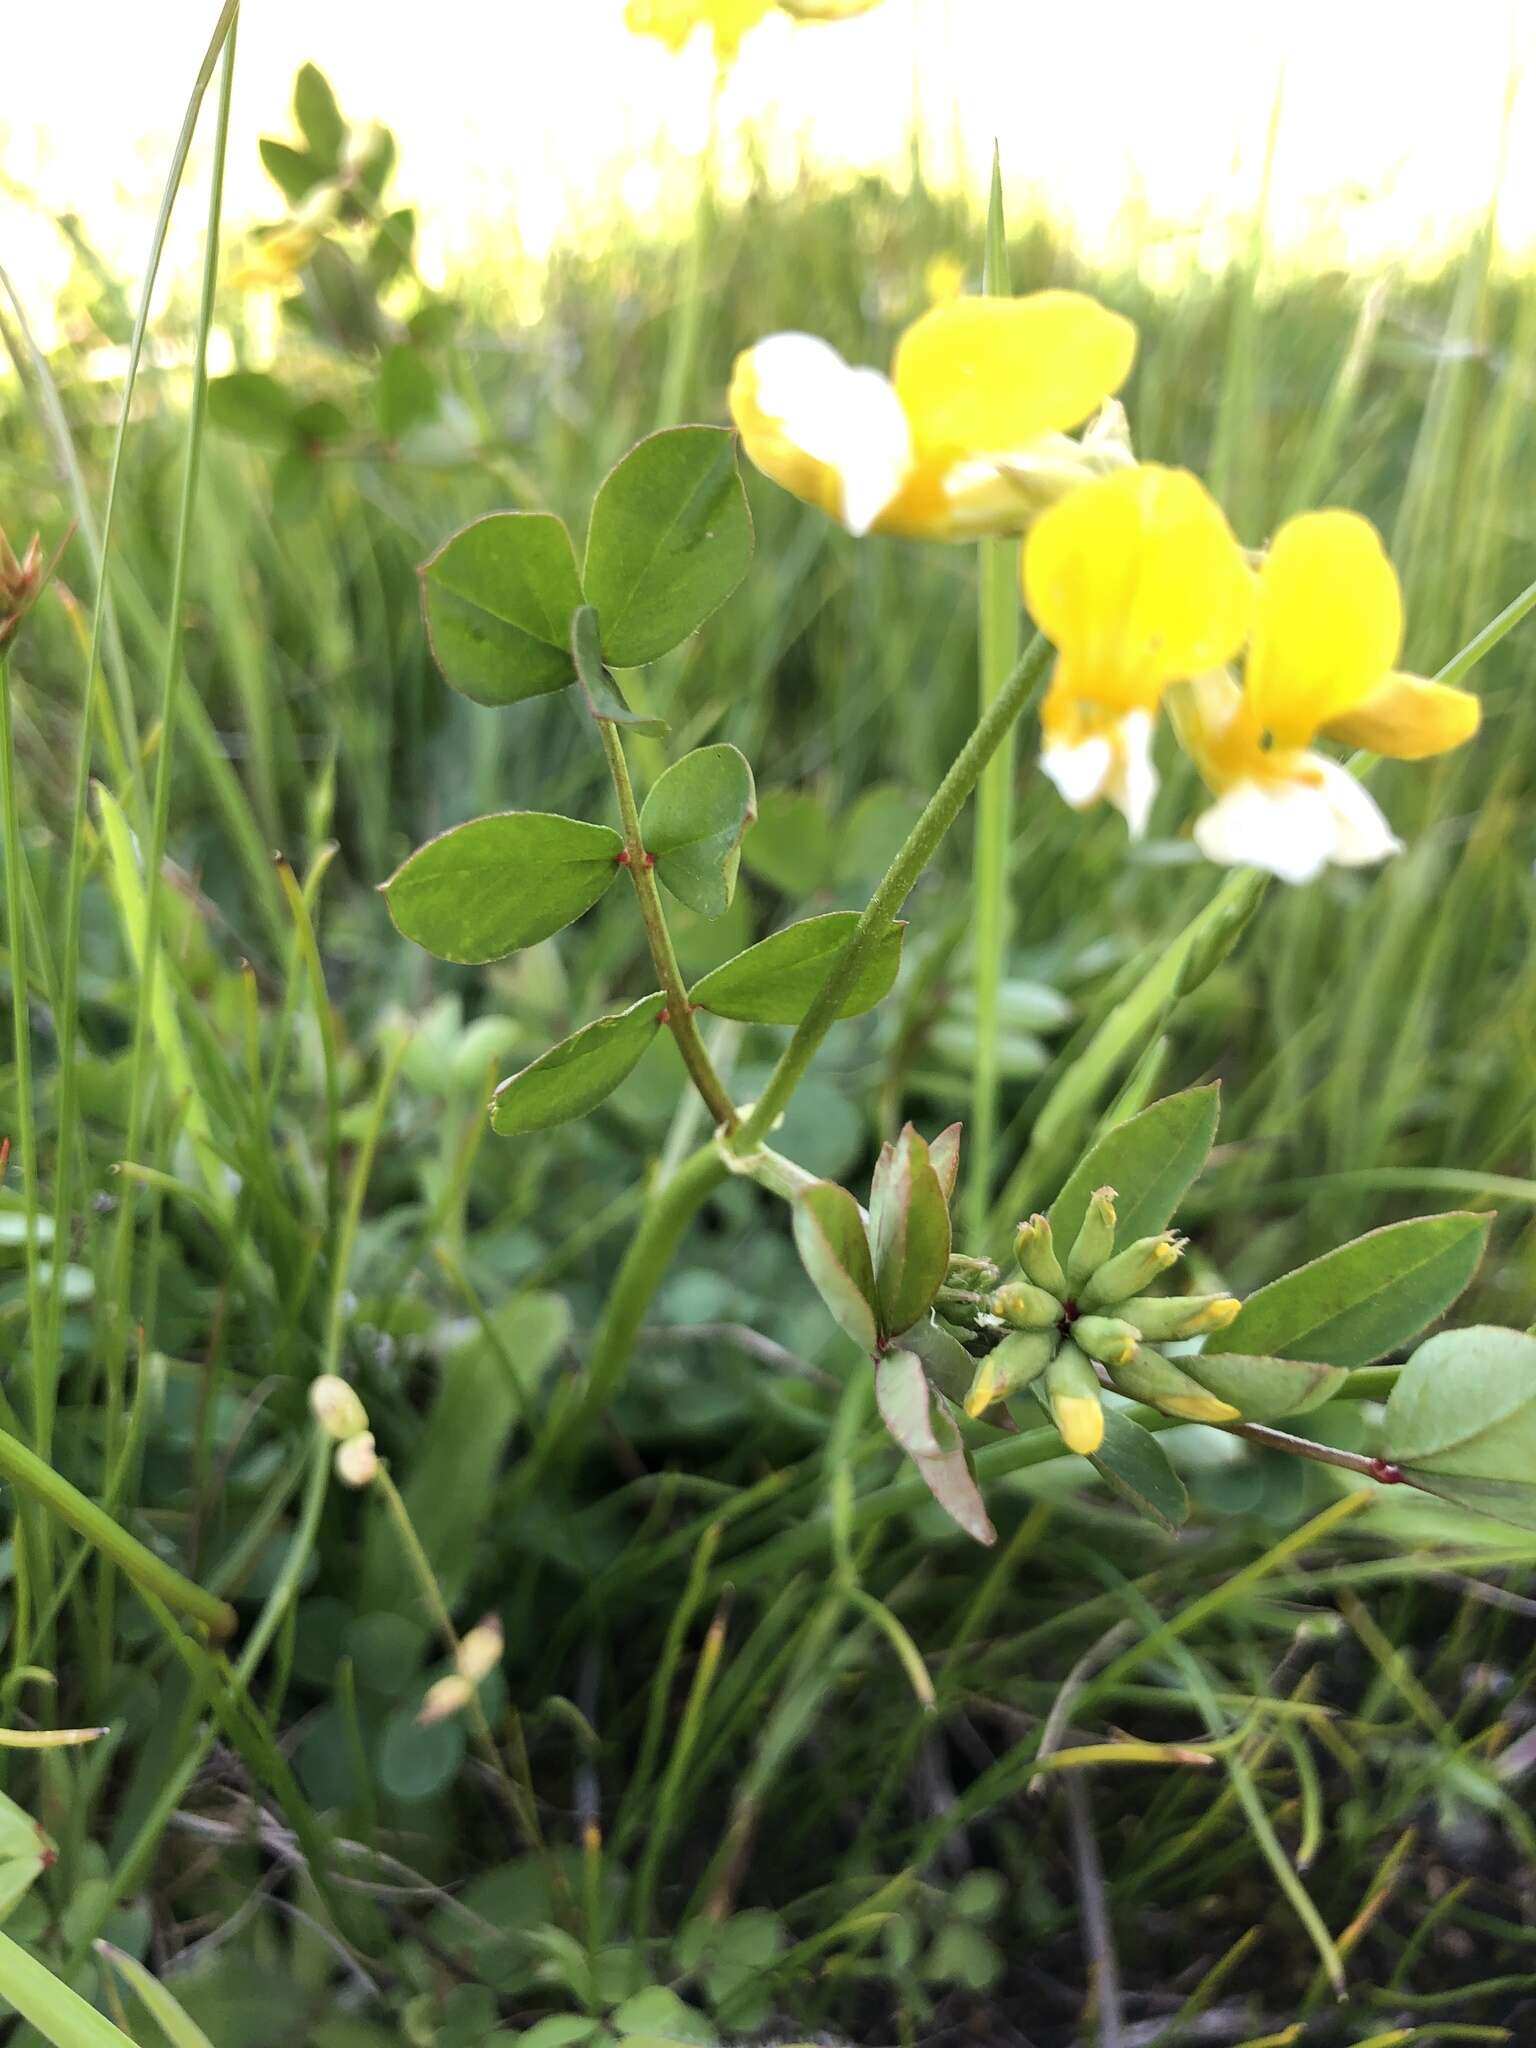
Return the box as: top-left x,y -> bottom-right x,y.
4,0 -> 1535,319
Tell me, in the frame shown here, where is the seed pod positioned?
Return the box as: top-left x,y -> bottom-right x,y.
1045,1341 -> 1105,1455
1119,1293 -> 1241,1341
989,1280 -> 1062,1331
334,1431 -> 379,1488
965,1328 -> 1057,1417
1107,1345 -> 1239,1423
1015,1214 -> 1067,1296
309,1373 -> 369,1442
1082,1233 -> 1184,1306
1067,1187 -> 1117,1287
1070,1314 -> 1140,1369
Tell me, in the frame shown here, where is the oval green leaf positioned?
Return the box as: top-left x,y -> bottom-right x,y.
914,1402 -> 997,1547
1203,1212 -> 1491,1368
792,1180 -> 878,1352
571,604 -> 670,735
876,1348 -> 940,1459
382,812 -> 623,964
207,371 -> 299,447
420,511 -> 583,707
1086,1408 -> 1189,1533
583,426 -> 754,667
689,912 -> 905,1025
640,744 -> 757,918
1048,1085 -> 1220,1258
490,993 -> 663,1136
1178,1350 -> 1348,1422
1384,1325 -> 1536,1477
872,1124 -> 952,1340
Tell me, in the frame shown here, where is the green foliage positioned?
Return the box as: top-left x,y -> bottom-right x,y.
790,1180 -> 878,1351
870,1124 -> 951,1338
639,745 -> 756,918
419,513 -> 585,706
1086,1408 -> 1189,1533
490,993 -> 663,1133
688,912 -> 904,1023
381,812 -> 623,964
1178,1349 -> 1349,1421
1048,1084 -> 1220,1255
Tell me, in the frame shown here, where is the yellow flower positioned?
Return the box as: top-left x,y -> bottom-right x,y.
1173,510 -> 1480,883
778,0 -> 885,14
625,0 -> 776,58
1022,465 -> 1253,834
923,254 -> 968,305
230,221 -> 321,292
729,292 -> 1137,540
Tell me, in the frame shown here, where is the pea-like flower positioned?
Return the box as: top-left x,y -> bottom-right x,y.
626,0 -> 882,60
1173,510 -> 1481,883
729,293 -> 1137,540
1022,464 -> 1254,834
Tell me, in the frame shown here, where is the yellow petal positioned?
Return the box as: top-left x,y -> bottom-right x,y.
779,0 -> 885,15
892,291 -> 1136,463
1322,671 -> 1481,759
1052,1393 -> 1105,1457
1023,466 -> 1253,712
1246,510 -> 1403,747
729,334 -> 911,533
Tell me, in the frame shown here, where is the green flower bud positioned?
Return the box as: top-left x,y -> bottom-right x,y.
947,1253 -> 1001,1290
1070,1314 -> 1140,1369
1015,1213 -> 1067,1296
1118,1293 -> 1241,1341
309,1373 -> 369,1442
1045,1341 -> 1104,1455
1066,1187 -> 1117,1286
965,1329 -> 1057,1417
1106,1345 -> 1239,1424
988,1280 -> 1062,1331
1082,1232 -> 1185,1306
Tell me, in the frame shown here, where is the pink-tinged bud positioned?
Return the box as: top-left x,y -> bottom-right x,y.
309,1374 -> 369,1441
334,1431 -> 378,1488
0,529 -> 44,648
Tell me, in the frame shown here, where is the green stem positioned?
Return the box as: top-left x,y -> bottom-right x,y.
599,722 -> 737,1130
654,69 -> 722,430
733,633 -> 1052,1156
0,654 -> 46,1442
968,537 -> 1020,1240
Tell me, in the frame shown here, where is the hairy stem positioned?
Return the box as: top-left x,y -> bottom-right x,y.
600,722 -> 737,1130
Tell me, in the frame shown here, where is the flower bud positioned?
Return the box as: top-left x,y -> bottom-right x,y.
946,1253 -> 1000,1290
1014,1214 -> 1067,1295
1070,1314 -> 1140,1370
989,1280 -> 1061,1331
456,1615 -> 504,1685
1066,1187 -> 1117,1286
1082,1233 -> 1184,1306
0,528 -> 43,649
416,1674 -> 473,1727
964,1329 -> 1056,1417
334,1431 -> 379,1488
1106,1346 -> 1239,1424
309,1373 -> 369,1441
1045,1342 -> 1105,1455
1120,1293 -> 1241,1341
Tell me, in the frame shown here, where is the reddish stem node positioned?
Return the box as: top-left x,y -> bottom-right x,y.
1368,1457 -> 1405,1486
642,851 -> 657,869
615,848 -> 633,867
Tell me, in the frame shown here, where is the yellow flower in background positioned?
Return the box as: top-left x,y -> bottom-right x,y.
1022,464 -> 1253,834
1173,510 -> 1481,883
729,292 -> 1137,540
778,0 -> 886,15
230,220 -> 321,292
627,0 -> 854,60
923,254 -> 968,305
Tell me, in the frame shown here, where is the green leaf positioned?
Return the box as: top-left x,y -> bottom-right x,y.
1087,1408 -> 1189,1532
913,1403 -> 996,1546
1048,1085 -> 1220,1256
1394,1470 -> 1536,1533
928,1123 -> 962,1202
259,137 -> 322,205
377,1705 -> 465,1802
293,62 -> 346,171
871,1124 -> 951,1338
689,912 -> 904,1025
97,1943 -> 215,2048
610,1987 -> 715,2041
740,789 -> 833,896
490,995 -> 663,1136
896,1312 -> 976,1404
640,745 -> 756,918
207,370 -> 298,446
876,1348 -> 940,1458
1178,1350 -> 1348,1422
0,1928 -> 139,2047
791,1181 -> 878,1352
382,812 -> 622,964
420,512 -> 583,708
1204,1213 -> 1491,1368
377,345 -> 439,438
1384,1325 -> 1536,1478
583,426 -> 753,667
570,604 -> 669,735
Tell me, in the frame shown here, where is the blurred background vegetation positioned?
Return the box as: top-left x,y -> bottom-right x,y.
2,6 -> 1536,2044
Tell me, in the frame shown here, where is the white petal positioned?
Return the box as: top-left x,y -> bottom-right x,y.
1041,733 -> 1114,811
1193,777 -> 1337,884
1106,709 -> 1157,838
1304,753 -> 1403,867
748,333 -> 911,536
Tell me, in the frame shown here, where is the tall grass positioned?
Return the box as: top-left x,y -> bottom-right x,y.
1,50 -> 1535,2044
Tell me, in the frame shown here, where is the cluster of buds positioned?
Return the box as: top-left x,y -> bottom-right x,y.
308,1373 -> 378,1488
962,1187 -> 1243,1455
417,1615 -> 505,1728
0,528 -> 44,650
